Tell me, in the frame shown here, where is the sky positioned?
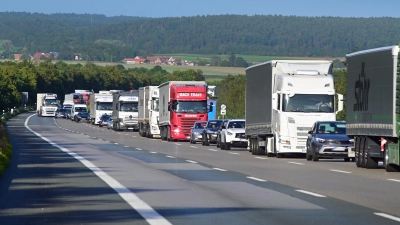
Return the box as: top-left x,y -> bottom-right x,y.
1,0 -> 399,18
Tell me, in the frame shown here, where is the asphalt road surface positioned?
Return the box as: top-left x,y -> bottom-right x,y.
1,112 -> 400,225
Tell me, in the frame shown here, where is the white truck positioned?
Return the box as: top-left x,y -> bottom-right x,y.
89,92 -> 113,125
112,91 -> 139,131
138,86 -> 160,138
36,93 -> 59,117
245,60 -> 343,156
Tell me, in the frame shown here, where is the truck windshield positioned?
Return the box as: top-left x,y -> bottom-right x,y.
75,107 -> 87,112
44,99 -> 58,106
120,102 -> 138,112
282,94 -> 334,112
152,98 -> 159,111
97,102 -> 113,110
173,100 -> 207,113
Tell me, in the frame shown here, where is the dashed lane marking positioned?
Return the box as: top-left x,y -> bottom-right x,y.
296,190 -> 326,198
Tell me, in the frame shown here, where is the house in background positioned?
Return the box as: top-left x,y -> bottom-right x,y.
122,56 -> 148,64
33,52 -> 59,60
147,56 -> 171,64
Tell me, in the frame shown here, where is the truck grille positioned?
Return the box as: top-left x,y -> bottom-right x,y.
297,127 -> 311,131
180,118 -> 198,128
297,132 -> 309,136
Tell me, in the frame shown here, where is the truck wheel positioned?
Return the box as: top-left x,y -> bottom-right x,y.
365,153 -> 378,169
256,137 -> 265,155
355,137 -> 362,167
361,137 -> 367,168
251,139 -> 256,155
167,126 -> 171,142
384,148 -> 399,172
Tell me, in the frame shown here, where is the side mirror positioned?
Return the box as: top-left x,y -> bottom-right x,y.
336,93 -> 343,114
308,130 -> 313,134
209,102 -> 213,112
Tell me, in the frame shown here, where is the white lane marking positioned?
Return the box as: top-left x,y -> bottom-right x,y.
175,143 -> 181,145
150,152 -> 157,154
132,136 -> 137,137
166,156 -> 176,158
229,152 -> 239,155
190,146 -> 198,148
374,213 -> 400,222
124,146 -> 130,148
288,162 -> 304,165
105,140 -> 110,143
117,133 -> 121,134
254,157 -> 267,159
296,190 -> 326,198
114,143 -> 119,145
136,148 -> 143,151
125,134 -> 129,136
186,160 -> 198,164
247,176 -> 266,182
208,149 -> 218,151
213,168 -> 227,171
388,179 -> 400,183
330,169 -> 352,174
25,114 -> 172,225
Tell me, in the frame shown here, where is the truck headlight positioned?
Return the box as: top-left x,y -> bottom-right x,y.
173,128 -> 180,133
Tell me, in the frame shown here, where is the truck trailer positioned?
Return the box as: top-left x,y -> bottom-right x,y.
36,93 -> 59,117
346,45 -> 400,172
138,86 -> 160,138
245,60 -> 343,156
112,91 -> 139,131
89,92 -> 113,125
158,81 -> 211,141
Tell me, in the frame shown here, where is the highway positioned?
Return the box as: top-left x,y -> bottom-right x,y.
1,112 -> 400,224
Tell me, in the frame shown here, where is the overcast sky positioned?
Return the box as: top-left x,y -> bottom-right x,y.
1,0 -> 399,18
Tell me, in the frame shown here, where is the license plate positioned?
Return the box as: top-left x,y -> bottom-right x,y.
332,147 -> 346,151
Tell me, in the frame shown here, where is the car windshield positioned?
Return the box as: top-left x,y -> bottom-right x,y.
228,121 -> 245,128
172,100 -> 208,113
207,120 -> 223,128
194,122 -> 206,129
282,94 -> 334,113
317,122 -> 346,134
75,107 -> 87,112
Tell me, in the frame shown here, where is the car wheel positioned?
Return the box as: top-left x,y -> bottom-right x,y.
225,139 -> 231,150
205,135 -> 210,146
216,135 -> 220,148
306,146 -> 312,161
312,151 -> 319,161
221,136 -> 226,150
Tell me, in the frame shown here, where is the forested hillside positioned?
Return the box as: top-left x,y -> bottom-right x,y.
1,12 -> 400,61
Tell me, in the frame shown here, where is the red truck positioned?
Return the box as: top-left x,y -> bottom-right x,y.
158,81 -> 212,141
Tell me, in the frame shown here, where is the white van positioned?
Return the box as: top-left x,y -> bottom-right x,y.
71,104 -> 88,121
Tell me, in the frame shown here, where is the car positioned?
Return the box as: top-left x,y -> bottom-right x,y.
216,119 -> 229,148
220,119 -> 247,150
55,108 -> 66,119
201,119 -> 224,146
107,117 -> 113,129
74,112 -> 91,123
189,121 -> 207,144
306,121 -> 354,162
99,114 -> 111,127
64,108 -> 72,120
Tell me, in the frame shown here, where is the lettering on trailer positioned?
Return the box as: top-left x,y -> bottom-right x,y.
178,93 -> 203,97
96,96 -> 113,102
353,62 -> 371,122
120,96 -> 138,101
153,91 -> 159,97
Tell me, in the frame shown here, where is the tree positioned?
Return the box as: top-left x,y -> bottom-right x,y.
1,40 -> 14,59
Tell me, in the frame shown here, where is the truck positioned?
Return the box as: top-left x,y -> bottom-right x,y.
138,86 -> 160,138
112,91 -> 139,131
89,92 -> 113,125
36,93 -> 59,117
75,90 -> 93,105
158,81 -> 211,141
245,60 -> 343,156
346,45 -> 400,172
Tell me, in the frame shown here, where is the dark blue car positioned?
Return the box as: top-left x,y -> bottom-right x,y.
306,121 -> 354,162
201,119 -> 224,146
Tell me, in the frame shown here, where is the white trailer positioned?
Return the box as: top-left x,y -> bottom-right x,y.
89,92 -> 113,125
138,86 -> 160,138
246,60 -> 343,156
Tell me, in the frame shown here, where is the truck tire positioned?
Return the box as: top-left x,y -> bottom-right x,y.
250,139 -> 255,155
365,153 -> 378,169
361,137 -> 367,168
355,136 -> 362,167
256,137 -> 265,155
167,126 -> 172,142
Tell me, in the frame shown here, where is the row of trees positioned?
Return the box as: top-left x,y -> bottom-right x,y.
1,13 -> 400,62
0,60 -> 205,112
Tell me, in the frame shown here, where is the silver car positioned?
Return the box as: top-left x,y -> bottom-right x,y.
189,121 -> 207,144
107,117 -> 113,129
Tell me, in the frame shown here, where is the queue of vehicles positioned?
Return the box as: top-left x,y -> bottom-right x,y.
42,48 -> 400,172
